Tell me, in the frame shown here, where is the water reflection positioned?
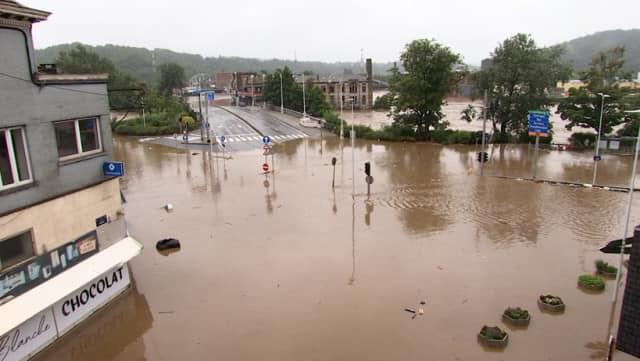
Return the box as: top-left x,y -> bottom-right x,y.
34,283 -> 153,361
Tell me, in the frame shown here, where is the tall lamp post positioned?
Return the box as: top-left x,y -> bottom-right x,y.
251,74 -> 255,107
279,72 -> 284,114
302,73 -> 307,118
592,92 -> 610,185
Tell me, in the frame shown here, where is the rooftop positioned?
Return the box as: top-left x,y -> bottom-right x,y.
36,73 -> 109,84
0,0 -> 50,22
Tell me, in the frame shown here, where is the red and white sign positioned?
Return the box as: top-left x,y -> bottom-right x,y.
262,163 -> 269,172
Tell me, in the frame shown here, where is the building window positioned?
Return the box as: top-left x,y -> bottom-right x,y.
54,118 -> 102,160
0,230 -> 34,271
329,86 -> 335,93
0,127 -> 32,190
349,83 -> 357,93
362,95 -> 367,105
362,84 -> 367,92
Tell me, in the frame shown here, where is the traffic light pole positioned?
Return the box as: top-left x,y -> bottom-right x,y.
532,135 -> 540,180
481,90 -> 487,176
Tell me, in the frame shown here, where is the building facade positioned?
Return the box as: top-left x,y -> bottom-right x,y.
0,2 -> 141,360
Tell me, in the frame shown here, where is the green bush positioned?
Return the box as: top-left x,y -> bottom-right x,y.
539,294 -> 564,305
113,112 -> 180,136
479,326 -> 506,340
373,93 -> 393,110
503,307 -> 529,320
595,260 -> 618,275
569,132 -> 597,150
430,129 -> 478,145
578,274 -> 605,290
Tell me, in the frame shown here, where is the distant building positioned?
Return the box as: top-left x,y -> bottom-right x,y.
215,72 -> 233,91
299,58 -> 375,110
230,72 -> 264,106
0,2 -> 141,359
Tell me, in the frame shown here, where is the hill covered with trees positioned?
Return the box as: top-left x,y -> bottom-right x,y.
36,43 -> 395,85
559,29 -> 640,74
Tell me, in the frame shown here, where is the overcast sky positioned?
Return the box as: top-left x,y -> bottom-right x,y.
27,0 -> 639,65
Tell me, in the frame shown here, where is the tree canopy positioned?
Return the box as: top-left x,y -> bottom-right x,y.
262,66 -> 329,117
557,47 -> 638,135
56,44 -> 141,110
475,33 -> 571,142
389,39 -> 464,138
158,62 -> 186,95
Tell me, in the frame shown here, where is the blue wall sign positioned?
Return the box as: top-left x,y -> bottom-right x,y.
103,161 -> 124,177
528,111 -> 549,137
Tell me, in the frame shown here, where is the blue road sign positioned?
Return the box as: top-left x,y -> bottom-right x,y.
103,161 -> 124,177
220,135 -> 226,143
207,92 -> 215,101
528,111 -> 549,137
262,135 -> 271,144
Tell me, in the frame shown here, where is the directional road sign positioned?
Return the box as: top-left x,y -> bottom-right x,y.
103,161 -> 124,177
528,111 -> 549,137
262,135 -> 271,144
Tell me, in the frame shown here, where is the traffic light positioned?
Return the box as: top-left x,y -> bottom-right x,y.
483,152 -> 488,162
332,157 -> 337,166
477,152 -> 482,162
364,162 -> 371,176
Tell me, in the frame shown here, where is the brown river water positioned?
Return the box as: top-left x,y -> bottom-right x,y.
34,136 -> 640,361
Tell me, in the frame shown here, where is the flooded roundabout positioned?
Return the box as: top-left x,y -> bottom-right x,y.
34,135 -> 640,361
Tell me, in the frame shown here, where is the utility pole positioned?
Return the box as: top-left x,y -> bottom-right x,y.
593,93 -> 610,185
279,72 -> 284,114
199,92 -> 204,141
480,90 -> 487,176
339,81 -> 344,139
351,122 -> 355,197
302,73 -> 307,117
141,96 -> 146,128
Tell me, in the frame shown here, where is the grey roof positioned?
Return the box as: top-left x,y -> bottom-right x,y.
0,0 -> 50,22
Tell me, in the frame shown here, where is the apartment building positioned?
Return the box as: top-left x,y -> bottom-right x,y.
0,2 -> 141,360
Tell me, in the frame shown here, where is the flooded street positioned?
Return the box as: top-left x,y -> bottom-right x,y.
35,136 -> 640,361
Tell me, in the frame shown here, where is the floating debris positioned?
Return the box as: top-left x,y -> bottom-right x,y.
156,238 -> 181,251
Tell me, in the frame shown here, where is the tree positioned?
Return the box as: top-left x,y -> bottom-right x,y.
557,47 -> 635,136
389,39 -> 464,139
460,105 -> 477,123
475,34 -> 570,142
56,44 -> 140,110
262,67 -> 329,117
158,62 -> 185,95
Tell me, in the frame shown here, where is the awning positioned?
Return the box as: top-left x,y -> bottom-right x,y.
0,236 -> 142,336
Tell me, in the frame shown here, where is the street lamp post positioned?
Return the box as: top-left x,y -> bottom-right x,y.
279,72 -> 284,114
251,74 -> 255,108
339,81 -> 344,138
302,73 -> 307,118
592,92 -> 610,185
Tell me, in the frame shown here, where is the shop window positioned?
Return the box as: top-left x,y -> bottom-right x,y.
0,230 -> 34,271
54,118 -> 101,160
0,127 -> 32,190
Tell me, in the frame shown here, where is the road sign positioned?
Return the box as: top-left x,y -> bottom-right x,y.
220,135 -> 226,143
103,161 -> 124,177
528,111 -> 549,137
207,92 -> 215,101
594,155 -> 602,161
262,135 -> 271,144
366,175 -> 374,185
263,148 -> 272,156
262,163 -> 269,172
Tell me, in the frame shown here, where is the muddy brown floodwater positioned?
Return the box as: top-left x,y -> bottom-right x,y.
35,136 -> 640,361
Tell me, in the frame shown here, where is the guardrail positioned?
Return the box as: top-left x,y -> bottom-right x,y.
266,104 -> 325,125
